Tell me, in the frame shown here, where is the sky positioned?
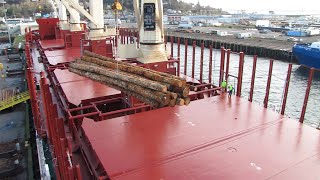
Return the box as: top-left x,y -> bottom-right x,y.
181,0 -> 320,14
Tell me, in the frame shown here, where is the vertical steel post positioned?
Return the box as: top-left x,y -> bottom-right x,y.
39,72 -> 51,141
76,165 -> 82,180
225,49 -> 231,83
263,60 -> 274,108
170,36 -> 174,58
60,138 -> 67,180
236,52 -> 244,97
126,29 -> 129,44
191,41 -> 196,78
184,38 -> 188,75
248,55 -> 257,102
120,29 -> 123,44
299,68 -> 314,123
281,64 -> 292,115
177,37 -> 181,76
164,35 -> 167,50
208,45 -> 213,84
219,47 -> 225,87
200,43 -> 204,82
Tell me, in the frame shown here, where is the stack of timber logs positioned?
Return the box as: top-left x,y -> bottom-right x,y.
68,51 -> 190,108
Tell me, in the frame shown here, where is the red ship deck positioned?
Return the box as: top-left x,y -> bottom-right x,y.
82,95 -> 320,180
25,24 -> 320,180
54,69 -> 121,106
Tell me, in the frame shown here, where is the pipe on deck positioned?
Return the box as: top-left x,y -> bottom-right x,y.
236,52 -> 244,97
208,45 -> 213,84
263,60 -> 274,108
225,49 -> 231,88
280,64 -> 292,115
219,47 -> 225,87
177,37 -> 180,76
192,41 -> 196,78
200,43 -> 204,82
171,36 -> 174,58
299,68 -> 314,123
184,38 -> 188,75
248,55 -> 257,102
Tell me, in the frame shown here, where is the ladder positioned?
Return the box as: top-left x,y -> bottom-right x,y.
0,91 -> 30,111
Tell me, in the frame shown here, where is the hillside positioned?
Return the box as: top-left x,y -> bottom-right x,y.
0,0 -> 224,18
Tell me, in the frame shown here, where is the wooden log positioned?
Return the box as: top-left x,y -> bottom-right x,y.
80,56 -> 183,87
183,97 -> 191,106
69,68 -> 161,107
169,98 -> 177,107
176,98 -> 185,106
188,84 -> 198,91
163,91 -> 178,99
69,65 -> 170,106
76,59 -> 173,92
70,61 -> 167,92
171,86 -> 190,98
82,51 -> 186,86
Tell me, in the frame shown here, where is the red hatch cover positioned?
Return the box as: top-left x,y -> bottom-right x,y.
39,39 -> 65,49
82,95 -> 320,179
45,48 -> 81,65
54,69 -> 121,106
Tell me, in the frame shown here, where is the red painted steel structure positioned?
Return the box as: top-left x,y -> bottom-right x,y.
81,96 -> 320,180
280,64 -> 292,115
170,36 -> 174,58
264,60 -> 274,108
225,49 -> 230,82
199,43 -> 204,82
24,18 -> 320,180
177,37 -> 180,76
208,45 -> 213,84
184,38 -> 188,75
191,41 -> 196,78
236,52 -> 244,97
219,47 -> 225,87
248,55 -> 257,102
300,68 -> 314,123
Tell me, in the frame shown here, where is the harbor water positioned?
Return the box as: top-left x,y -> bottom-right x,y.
172,43 -> 320,128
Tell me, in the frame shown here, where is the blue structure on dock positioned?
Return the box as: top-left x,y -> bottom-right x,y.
293,42 -> 320,69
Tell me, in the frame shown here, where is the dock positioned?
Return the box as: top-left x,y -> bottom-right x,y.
166,31 -> 297,62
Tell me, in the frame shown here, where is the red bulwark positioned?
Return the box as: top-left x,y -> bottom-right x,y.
54,69 -> 121,106
45,48 -> 81,65
82,95 -> 320,180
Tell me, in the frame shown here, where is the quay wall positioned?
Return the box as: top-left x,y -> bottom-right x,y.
165,32 -> 297,63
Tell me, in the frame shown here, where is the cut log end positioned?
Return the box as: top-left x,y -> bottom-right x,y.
176,98 -> 185,106
172,79 -> 183,87
182,87 -> 190,98
184,97 -> 191,106
162,94 -> 171,106
169,98 -> 177,107
189,85 -> 198,92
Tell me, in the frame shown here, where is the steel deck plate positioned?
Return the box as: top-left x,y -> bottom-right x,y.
54,69 -> 121,106
82,95 -> 320,179
39,39 -> 65,49
45,48 -> 81,57
44,48 -> 81,65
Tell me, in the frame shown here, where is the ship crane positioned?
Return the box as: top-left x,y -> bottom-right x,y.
53,0 -> 116,39
115,0 -> 168,63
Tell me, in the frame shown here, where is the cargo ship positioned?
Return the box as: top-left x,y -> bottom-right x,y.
293,42 -> 320,69
10,0 -> 320,179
